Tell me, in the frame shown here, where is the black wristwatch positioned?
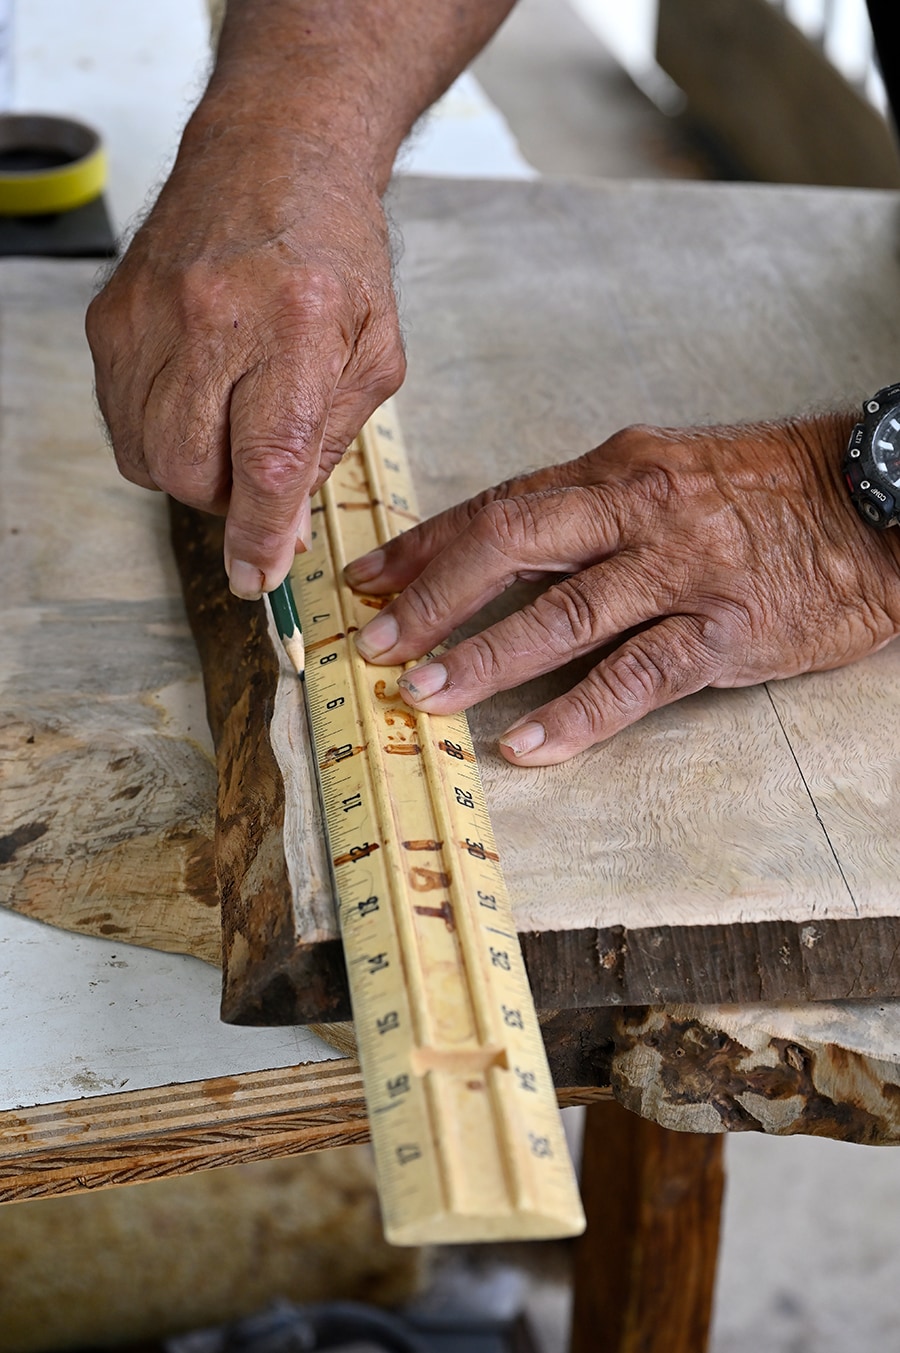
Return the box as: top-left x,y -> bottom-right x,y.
843,383 -> 900,528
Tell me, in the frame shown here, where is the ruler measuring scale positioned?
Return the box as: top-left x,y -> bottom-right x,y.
289,400 -> 585,1245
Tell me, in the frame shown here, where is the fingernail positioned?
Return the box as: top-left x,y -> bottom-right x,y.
296,498 -> 312,552
345,549 -> 385,587
355,612 -> 399,659
499,722 -> 546,757
398,662 -> 447,703
228,559 -> 264,601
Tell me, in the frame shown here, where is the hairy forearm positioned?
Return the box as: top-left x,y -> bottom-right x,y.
186,0 -> 517,193
88,0 -> 515,600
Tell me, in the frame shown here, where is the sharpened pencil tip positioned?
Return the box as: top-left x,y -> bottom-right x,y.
266,578 -> 305,676
282,630 -> 306,678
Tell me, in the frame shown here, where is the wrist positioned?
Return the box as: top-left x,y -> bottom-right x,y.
181,75 -> 392,196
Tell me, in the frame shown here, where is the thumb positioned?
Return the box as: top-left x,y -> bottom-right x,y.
224,354 -> 338,598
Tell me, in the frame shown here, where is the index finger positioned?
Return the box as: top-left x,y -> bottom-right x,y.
343,456 -> 603,594
353,485 -> 623,666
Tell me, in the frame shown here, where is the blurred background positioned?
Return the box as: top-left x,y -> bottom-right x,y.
3,2 -> 900,1351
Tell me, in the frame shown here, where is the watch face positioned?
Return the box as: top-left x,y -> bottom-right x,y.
872,407 -> 900,489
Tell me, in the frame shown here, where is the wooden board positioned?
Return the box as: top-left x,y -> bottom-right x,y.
0,261 -> 221,965
0,1054 -> 607,1204
7,177 -> 900,1027
170,176 -> 900,1020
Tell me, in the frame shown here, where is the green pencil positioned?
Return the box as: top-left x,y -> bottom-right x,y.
268,577 -> 306,678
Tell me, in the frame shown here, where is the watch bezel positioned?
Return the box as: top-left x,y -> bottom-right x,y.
842,383 -> 900,529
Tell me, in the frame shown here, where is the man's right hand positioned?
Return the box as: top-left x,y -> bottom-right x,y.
86,125 -> 405,599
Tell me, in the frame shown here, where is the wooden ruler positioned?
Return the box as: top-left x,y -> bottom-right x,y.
288,400 -> 585,1245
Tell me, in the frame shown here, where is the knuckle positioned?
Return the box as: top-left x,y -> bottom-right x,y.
604,623 -> 716,709
629,463 -> 677,512
84,293 -> 106,348
696,611 -> 736,664
267,266 -> 348,334
540,577 -> 602,646
376,344 -> 407,397
461,633 -> 505,687
559,682 -> 609,741
603,422 -> 658,459
294,265 -> 347,316
114,448 -> 150,487
176,262 -> 228,324
235,434 -> 317,496
357,341 -> 407,406
476,496 -> 533,548
399,575 -> 454,633
604,643 -> 671,707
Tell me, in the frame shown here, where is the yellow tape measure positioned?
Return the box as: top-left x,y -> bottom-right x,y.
0,115 -> 106,216
289,400 -> 585,1245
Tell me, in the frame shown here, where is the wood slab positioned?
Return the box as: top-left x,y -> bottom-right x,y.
171,175 -> 900,1021
0,261 -> 221,965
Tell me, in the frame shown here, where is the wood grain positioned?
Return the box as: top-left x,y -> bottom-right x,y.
0,261 -> 220,965
170,176 -> 900,1019
9,178 -> 900,1023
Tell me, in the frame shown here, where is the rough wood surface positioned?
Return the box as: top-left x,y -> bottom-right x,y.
170,175 -> 900,1019
610,1001 -> 900,1142
0,262 -> 220,964
168,503 -> 342,1022
571,1100 -> 724,1353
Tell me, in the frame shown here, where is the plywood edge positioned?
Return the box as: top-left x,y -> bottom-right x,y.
0,1061 -> 367,1202
0,1058 -> 607,1203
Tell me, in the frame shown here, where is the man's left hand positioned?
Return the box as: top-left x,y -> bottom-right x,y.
345,414 -> 900,764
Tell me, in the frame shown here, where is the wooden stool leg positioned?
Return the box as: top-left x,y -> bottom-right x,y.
570,1100 -> 725,1353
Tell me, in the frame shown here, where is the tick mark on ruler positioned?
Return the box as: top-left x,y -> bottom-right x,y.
384,743 -> 420,755
306,633 -> 344,653
402,839 -> 443,852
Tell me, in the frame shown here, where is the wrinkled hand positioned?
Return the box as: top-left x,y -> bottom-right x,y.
346,415 -> 900,764
86,128 -> 404,599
